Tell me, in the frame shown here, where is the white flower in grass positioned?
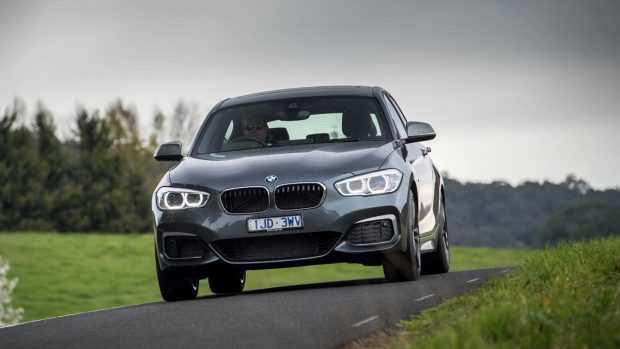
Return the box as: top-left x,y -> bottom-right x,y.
0,256 -> 24,327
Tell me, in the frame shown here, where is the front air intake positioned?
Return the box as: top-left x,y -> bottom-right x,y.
345,219 -> 394,245
164,235 -> 207,259
211,232 -> 340,262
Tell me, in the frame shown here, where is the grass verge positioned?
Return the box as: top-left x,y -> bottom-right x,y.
0,232 -> 532,322
348,237 -> 620,349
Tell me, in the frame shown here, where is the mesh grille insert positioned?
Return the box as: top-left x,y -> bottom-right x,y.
164,235 -> 207,259
275,183 -> 324,210
345,219 -> 394,245
221,187 -> 269,213
212,232 -> 340,262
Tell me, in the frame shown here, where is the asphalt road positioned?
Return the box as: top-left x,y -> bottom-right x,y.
0,268 -> 510,349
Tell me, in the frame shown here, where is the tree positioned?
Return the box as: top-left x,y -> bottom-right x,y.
0,100 -> 52,230
151,100 -> 202,153
33,103 -> 67,230
541,200 -> 620,245
55,102 -> 153,233
103,101 -> 152,232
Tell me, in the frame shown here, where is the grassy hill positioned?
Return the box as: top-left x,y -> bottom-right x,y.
0,233 -> 532,322
349,237 -> 620,349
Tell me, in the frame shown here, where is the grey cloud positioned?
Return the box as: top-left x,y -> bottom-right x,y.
1,0 -> 619,187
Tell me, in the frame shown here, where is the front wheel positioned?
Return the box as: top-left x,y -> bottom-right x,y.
383,190 -> 421,282
155,250 -> 199,302
208,268 -> 246,294
421,200 -> 450,274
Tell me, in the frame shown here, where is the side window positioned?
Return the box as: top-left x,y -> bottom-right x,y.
369,114 -> 382,137
223,121 -> 234,142
387,94 -> 409,128
383,95 -> 406,138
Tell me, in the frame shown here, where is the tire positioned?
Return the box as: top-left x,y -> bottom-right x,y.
405,224 -> 422,281
382,251 -> 404,282
155,249 -> 199,302
208,268 -> 246,294
421,199 -> 450,274
383,190 -> 421,282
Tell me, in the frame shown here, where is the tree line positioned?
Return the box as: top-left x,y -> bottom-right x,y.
0,99 -> 199,233
445,175 -> 620,247
1,99 -> 618,246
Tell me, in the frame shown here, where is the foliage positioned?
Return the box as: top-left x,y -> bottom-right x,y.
542,200 -> 620,245
0,99 -> 174,233
382,237 -> 620,349
54,104 -> 152,232
445,175 -> 620,247
0,233 -> 530,322
151,100 -> 202,153
0,256 -> 24,327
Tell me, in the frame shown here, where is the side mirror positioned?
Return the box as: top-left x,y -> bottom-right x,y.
405,121 -> 436,143
154,140 -> 183,161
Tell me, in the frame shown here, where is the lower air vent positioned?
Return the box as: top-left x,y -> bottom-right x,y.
164,235 -> 207,259
212,232 -> 340,262
345,219 -> 394,245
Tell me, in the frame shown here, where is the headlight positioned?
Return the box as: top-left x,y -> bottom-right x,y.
334,169 -> 403,196
156,187 -> 210,210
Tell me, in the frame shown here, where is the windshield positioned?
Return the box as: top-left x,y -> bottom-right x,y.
192,96 -> 390,154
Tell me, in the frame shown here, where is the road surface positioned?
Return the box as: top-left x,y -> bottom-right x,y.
0,268 -> 510,349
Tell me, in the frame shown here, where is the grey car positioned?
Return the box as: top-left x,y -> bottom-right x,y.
152,86 -> 449,301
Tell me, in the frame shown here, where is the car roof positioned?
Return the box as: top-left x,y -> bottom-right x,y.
219,85 -> 381,109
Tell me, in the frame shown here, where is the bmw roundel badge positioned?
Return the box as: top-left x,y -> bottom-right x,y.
265,175 -> 278,183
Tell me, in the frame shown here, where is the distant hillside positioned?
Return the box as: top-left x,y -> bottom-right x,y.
445,175 -> 620,247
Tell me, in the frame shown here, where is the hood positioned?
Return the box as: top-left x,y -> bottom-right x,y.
169,141 -> 396,189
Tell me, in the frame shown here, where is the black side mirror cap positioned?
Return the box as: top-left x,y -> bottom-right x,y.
404,121 -> 436,143
154,140 -> 183,161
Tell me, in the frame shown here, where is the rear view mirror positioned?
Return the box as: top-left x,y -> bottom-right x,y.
405,122 -> 436,143
154,140 -> 183,161
274,110 -> 311,121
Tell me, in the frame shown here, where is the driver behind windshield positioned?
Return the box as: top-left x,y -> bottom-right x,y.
240,115 -> 270,143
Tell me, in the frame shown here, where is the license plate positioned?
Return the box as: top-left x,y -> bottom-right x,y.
247,215 -> 303,232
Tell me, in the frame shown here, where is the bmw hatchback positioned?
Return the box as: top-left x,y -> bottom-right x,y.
152,86 -> 449,301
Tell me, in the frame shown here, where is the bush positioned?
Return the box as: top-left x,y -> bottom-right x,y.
0,256 -> 24,327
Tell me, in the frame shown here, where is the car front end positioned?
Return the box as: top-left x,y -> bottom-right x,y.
153,144 -> 413,279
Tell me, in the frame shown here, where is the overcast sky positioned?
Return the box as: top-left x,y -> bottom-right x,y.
1,0 -> 619,188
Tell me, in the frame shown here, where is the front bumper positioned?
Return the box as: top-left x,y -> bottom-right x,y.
153,183 -> 411,275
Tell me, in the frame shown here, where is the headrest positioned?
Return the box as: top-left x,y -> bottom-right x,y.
270,127 -> 290,142
342,107 -> 377,139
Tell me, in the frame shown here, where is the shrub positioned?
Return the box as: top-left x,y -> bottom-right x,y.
0,256 -> 24,327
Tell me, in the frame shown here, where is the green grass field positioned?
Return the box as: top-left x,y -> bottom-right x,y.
0,233 -> 532,322
354,237 -> 620,349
